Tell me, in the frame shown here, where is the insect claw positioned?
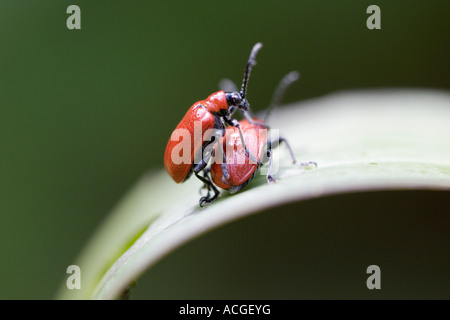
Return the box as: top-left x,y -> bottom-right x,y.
199,197 -> 208,207
296,161 -> 317,169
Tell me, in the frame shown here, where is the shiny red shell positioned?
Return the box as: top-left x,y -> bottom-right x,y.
210,119 -> 267,190
164,91 -> 228,183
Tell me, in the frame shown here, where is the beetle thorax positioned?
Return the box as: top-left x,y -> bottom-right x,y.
204,90 -> 228,114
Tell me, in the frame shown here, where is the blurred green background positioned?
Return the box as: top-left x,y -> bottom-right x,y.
0,0 -> 449,299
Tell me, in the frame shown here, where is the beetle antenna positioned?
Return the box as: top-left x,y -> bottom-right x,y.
263,71 -> 300,122
240,42 -> 263,99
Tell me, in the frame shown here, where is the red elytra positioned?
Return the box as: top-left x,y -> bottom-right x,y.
164,91 -> 227,183
210,118 -> 267,192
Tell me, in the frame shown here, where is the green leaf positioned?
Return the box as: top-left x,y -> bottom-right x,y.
55,89 -> 450,299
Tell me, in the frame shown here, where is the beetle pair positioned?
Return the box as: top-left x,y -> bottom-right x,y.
203,71 -> 317,206
164,43 -> 316,206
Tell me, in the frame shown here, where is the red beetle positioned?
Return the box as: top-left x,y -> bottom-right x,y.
210,117 -> 268,193
164,43 -> 264,203
209,71 -> 317,198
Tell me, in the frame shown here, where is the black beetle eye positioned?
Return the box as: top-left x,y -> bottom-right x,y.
226,92 -> 242,107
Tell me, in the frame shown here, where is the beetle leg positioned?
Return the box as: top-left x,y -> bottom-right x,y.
198,167 -> 212,195
268,136 -> 317,168
195,126 -> 222,173
264,138 -> 276,183
263,136 -> 317,183
194,152 -> 213,196
225,117 -> 259,165
238,125 -> 259,165
193,155 -> 210,173
195,171 -> 220,206
278,137 -> 297,164
278,137 -> 317,168
266,148 -> 276,183
216,118 -> 230,184
213,132 -> 230,184
194,132 -> 223,206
